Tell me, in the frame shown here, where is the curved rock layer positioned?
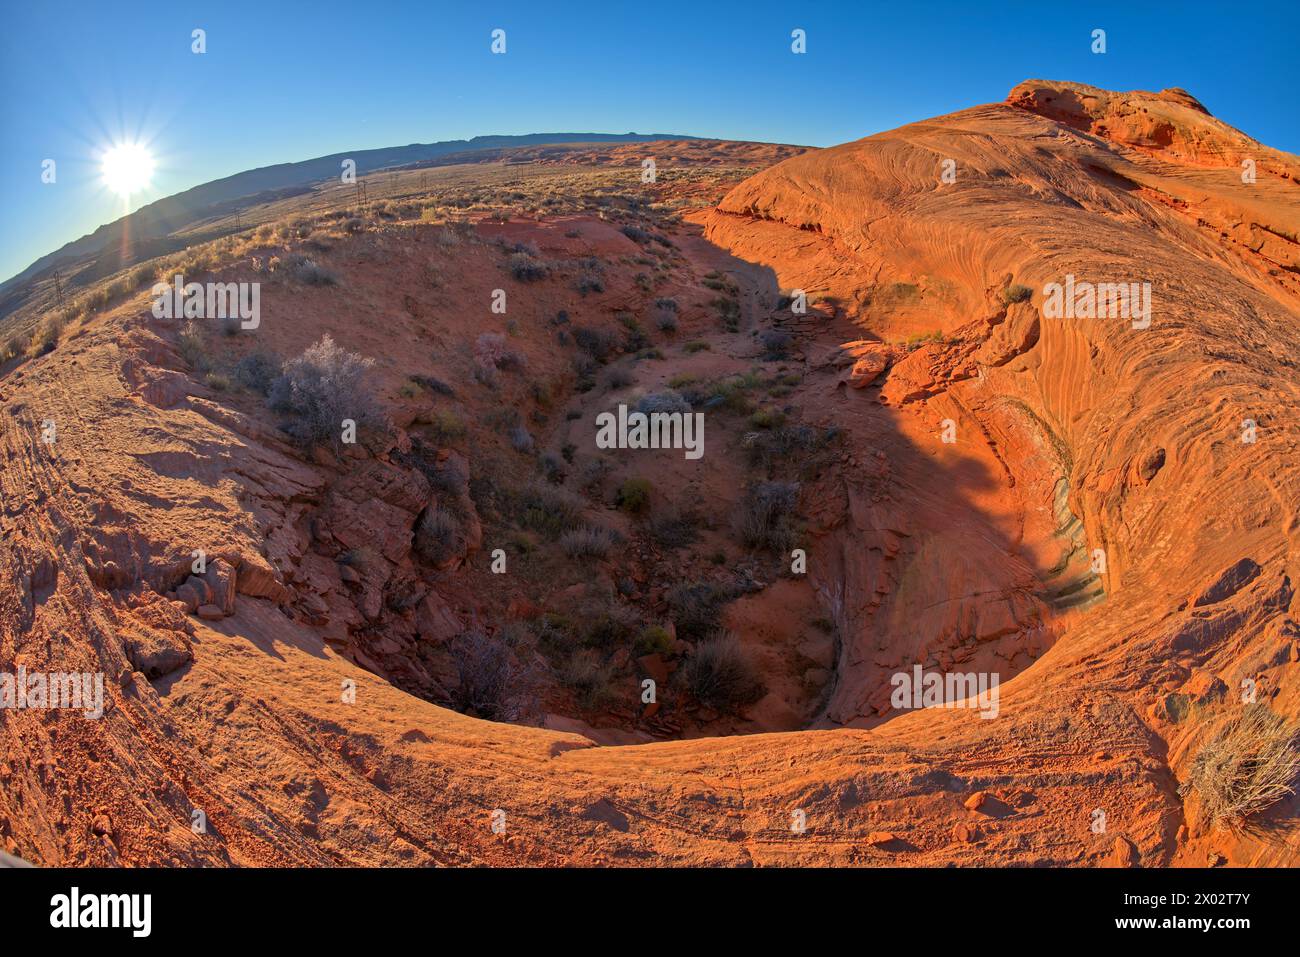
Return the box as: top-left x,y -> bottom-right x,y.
2,82 -> 1298,867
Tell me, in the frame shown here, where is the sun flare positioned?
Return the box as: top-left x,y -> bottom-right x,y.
100,141 -> 155,197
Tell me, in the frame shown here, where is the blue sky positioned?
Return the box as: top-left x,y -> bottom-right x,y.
2,0 -> 1296,284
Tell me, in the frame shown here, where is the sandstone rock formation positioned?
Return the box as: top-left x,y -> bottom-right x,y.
1,83 -> 1296,867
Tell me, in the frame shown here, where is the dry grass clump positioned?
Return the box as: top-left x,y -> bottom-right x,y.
681,633 -> 764,714
559,524 -> 620,559
739,480 -> 799,551
1183,704 -> 1300,829
178,320 -> 208,370
274,253 -> 336,286
29,314 -> 65,357
414,507 -> 461,565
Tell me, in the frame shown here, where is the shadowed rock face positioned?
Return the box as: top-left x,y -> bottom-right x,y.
1,84 -> 1298,868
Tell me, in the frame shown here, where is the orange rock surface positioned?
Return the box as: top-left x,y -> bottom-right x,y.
2,82 -> 1297,867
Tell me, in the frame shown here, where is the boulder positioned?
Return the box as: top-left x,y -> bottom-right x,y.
204,558 -> 238,615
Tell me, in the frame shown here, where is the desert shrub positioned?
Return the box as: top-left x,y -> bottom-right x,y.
665,581 -> 732,641
683,340 -> 710,354
681,634 -> 764,713
268,335 -> 381,447
654,297 -> 678,313
509,252 -> 550,282
1001,283 -> 1033,305
760,329 -> 792,360
575,272 -> 604,296
634,390 -> 691,415
485,407 -> 521,433
472,359 -> 500,389
475,331 -> 525,371
559,524 -> 620,559
573,326 -> 616,362
233,350 -> 282,394
177,320 -> 208,370
31,315 -> 65,356
743,424 -> 819,468
604,366 -> 634,390
615,477 -> 651,514
558,649 -> 617,710
648,509 -> 699,549
204,371 -> 231,390
425,408 -> 467,444
620,319 -> 649,352
622,224 -> 652,244
449,629 -> 533,721
282,254 -> 337,286
578,458 -> 612,494
715,296 -> 741,330
1182,704 -> 1300,829
740,480 -> 799,551
514,482 -> 586,538
656,311 -> 678,333
699,370 -> 766,413
415,507 -> 461,564
508,424 -> 534,453
748,407 -> 786,430
529,379 -> 555,410
421,454 -> 468,504
539,451 -> 566,484
578,599 -> 640,649
411,373 -> 454,395
2,333 -> 25,362
635,626 -> 674,656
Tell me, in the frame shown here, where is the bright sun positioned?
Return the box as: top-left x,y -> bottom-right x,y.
101,142 -> 155,197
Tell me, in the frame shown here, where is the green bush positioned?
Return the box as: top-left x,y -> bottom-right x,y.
616,477 -> 651,514
635,626 -> 673,656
